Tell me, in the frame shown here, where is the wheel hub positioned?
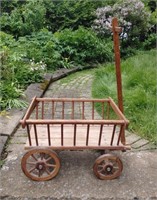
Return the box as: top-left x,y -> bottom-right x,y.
104,164 -> 113,173
36,162 -> 45,171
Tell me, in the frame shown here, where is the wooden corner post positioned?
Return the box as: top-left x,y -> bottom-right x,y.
112,18 -> 124,114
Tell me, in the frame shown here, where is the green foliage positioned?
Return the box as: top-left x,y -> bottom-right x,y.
0,0 -> 105,37
16,29 -> 62,69
55,27 -> 113,64
0,0 -> 46,38
0,43 -> 46,110
92,50 -> 157,144
42,0 -> 105,32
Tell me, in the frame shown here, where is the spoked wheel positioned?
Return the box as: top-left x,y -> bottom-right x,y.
21,148 -> 60,181
93,154 -> 123,180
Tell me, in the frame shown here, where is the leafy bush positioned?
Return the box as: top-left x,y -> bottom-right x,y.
44,0 -> 105,32
0,0 -> 46,38
55,27 -> 113,64
0,0 -> 106,37
16,29 -> 62,69
0,47 -> 46,110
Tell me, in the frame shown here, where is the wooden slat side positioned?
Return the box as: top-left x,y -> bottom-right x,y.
26,124 -> 32,146
86,124 -> 90,146
74,124 -> 77,146
25,124 -> 123,148
98,124 -> 103,145
110,125 -> 116,145
61,124 -> 64,146
47,124 -> 51,146
82,101 -> 85,119
34,124 -> 38,146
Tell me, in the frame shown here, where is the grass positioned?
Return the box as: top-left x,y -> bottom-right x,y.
92,49 -> 157,144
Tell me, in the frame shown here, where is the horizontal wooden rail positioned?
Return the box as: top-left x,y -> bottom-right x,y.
25,119 -> 127,125
25,145 -> 131,151
36,97 -> 110,103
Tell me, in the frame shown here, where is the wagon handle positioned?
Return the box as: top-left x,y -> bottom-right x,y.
20,96 -> 37,128
112,17 -> 123,114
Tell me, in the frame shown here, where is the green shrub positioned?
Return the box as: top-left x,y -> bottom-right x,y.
0,48 -> 46,110
142,33 -> 157,50
0,0 -> 46,38
14,29 -> 60,70
55,27 -> 113,64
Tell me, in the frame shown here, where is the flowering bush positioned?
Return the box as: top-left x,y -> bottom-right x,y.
93,0 -> 151,47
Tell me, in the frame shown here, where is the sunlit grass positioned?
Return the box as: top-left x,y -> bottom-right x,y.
92,50 -> 157,144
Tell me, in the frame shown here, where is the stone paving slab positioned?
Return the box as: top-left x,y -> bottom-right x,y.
0,109 -> 24,137
131,138 -> 149,149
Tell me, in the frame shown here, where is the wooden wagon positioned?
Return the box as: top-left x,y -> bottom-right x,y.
20,18 -> 130,181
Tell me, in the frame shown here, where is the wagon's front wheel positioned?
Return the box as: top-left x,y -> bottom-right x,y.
93,154 -> 123,180
21,148 -> 60,181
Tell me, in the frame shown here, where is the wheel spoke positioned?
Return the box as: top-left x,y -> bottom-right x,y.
28,166 -> 36,173
38,169 -> 44,177
27,161 -> 36,165
98,168 -> 104,173
45,157 -> 52,162
45,168 -> 51,175
31,154 -> 38,161
46,163 -> 56,168
40,153 -> 45,160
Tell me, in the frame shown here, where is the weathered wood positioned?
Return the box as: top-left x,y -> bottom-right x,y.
25,124 -> 123,148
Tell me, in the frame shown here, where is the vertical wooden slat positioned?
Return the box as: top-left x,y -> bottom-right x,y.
82,101 -> 85,119
71,101 -> 74,119
62,101 -> 65,119
98,124 -> 103,146
117,125 -> 124,145
74,124 -> 77,146
86,124 -> 90,146
47,124 -> 51,146
92,102 -> 94,120
34,124 -> 38,146
110,125 -> 116,145
42,101 -> 44,119
107,102 -> 110,119
52,101 -> 54,119
36,103 -> 38,119
26,124 -> 32,146
61,124 -> 64,146
102,102 -> 104,119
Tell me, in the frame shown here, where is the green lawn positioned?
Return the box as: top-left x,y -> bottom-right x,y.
92,50 -> 157,144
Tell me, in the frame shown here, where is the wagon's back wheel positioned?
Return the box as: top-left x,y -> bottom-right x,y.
93,154 -> 123,180
21,148 -> 60,181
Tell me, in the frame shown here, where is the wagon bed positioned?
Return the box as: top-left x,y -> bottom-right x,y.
21,97 -> 130,151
